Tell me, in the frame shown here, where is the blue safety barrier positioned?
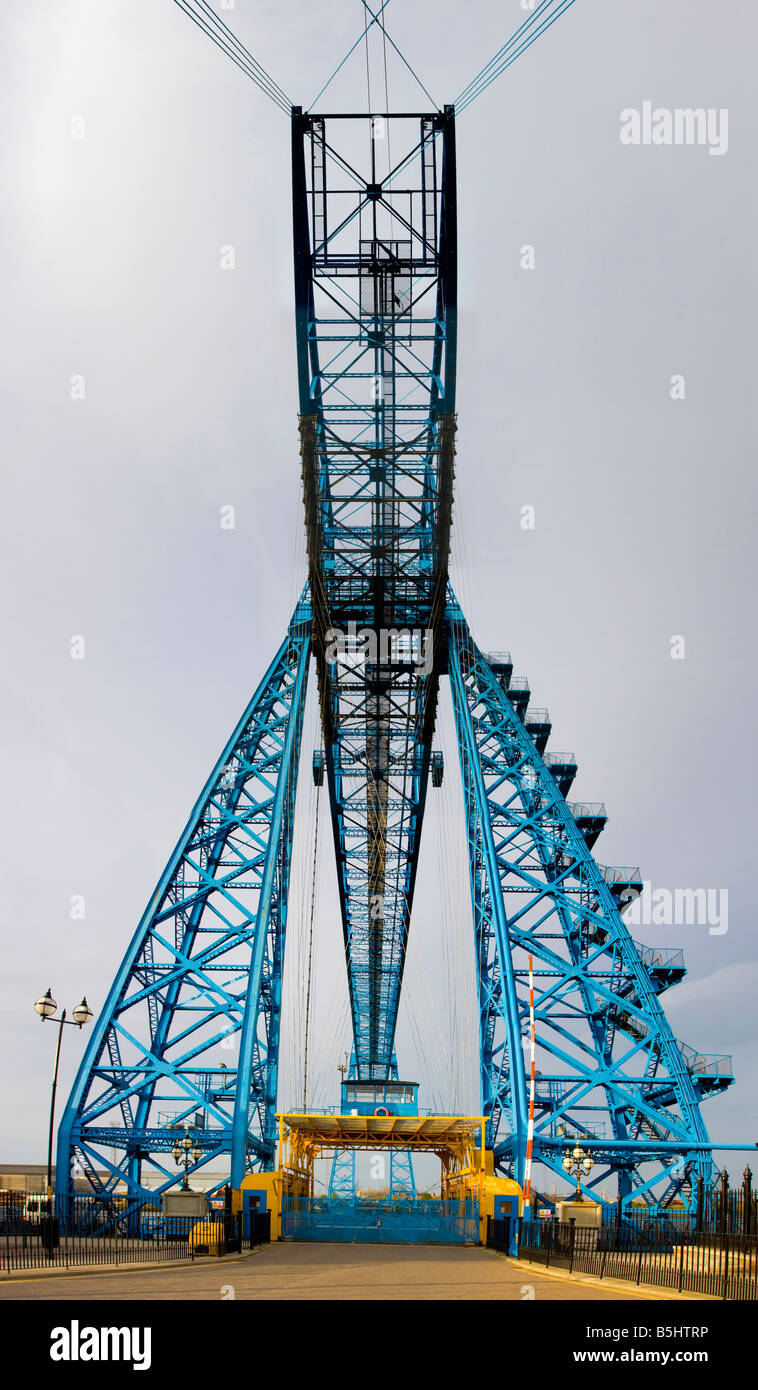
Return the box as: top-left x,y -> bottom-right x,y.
280,1196 -> 478,1245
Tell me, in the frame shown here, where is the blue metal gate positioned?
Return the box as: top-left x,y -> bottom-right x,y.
280,1196 -> 478,1245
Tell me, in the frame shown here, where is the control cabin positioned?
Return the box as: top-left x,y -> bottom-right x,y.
340,1079 -> 419,1117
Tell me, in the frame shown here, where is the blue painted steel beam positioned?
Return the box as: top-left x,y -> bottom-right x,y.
446,592 -> 728,1212
293,107 -> 457,1078
57,87 -> 737,1226
56,599 -> 311,1225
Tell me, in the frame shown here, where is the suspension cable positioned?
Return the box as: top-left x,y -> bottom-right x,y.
362,2 -> 439,110
302,783 -> 322,1111
173,0 -> 292,114
309,1 -> 392,110
362,2 -> 373,114
455,0 -> 577,114
456,0 -> 559,106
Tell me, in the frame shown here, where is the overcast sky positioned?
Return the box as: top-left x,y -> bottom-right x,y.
2,1 -> 756,1193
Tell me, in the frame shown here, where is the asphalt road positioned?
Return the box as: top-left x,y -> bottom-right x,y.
0,1242 -> 672,1300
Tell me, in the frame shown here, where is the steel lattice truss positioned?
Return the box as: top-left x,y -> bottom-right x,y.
58,106 -> 732,1222
447,596 -> 731,1204
295,109 -> 457,1076
57,606 -> 311,1224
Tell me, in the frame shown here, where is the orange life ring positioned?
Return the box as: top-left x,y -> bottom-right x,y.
374,1106 -> 390,1116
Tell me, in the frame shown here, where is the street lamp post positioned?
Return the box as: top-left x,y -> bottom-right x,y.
34,988 -> 93,1251
562,1143 -> 594,1202
35,989 -> 93,1204
172,1129 -> 203,1191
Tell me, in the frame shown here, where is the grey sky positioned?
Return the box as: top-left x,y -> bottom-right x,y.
2,1 -> 756,1192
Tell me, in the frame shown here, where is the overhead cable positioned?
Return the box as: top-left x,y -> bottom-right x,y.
455,0 -> 576,113
174,0 -> 292,114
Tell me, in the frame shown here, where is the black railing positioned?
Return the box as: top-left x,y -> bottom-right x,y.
248,1212 -> 271,1248
486,1217 -> 512,1253
0,1193 -> 244,1273
221,1212 -> 242,1254
0,1215 -> 196,1272
486,1216 -> 758,1301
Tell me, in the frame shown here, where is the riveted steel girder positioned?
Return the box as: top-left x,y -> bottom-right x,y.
446,593 -> 718,1212
56,600 -> 311,1226
293,106 -> 457,1077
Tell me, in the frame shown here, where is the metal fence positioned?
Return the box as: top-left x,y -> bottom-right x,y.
488,1216 -> 758,1301
699,1168 -> 757,1236
0,1194 -> 247,1273
526,1167 -> 757,1240
248,1211 -> 271,1248
1,1217 -> 196,1272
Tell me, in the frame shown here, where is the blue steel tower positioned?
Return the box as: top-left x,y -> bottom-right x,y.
57,102 -> 731,1228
